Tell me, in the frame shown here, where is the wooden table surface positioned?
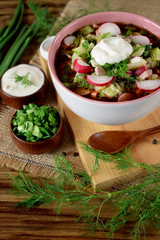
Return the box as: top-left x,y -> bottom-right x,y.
0,1 -> 160,240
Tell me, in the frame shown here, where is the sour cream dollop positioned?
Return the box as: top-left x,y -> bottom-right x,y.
91,37 -> 133,65
1,64 -> 45,97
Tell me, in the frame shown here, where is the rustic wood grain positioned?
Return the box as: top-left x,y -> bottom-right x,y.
0,165 -> 160,240
0,0 -> 160,239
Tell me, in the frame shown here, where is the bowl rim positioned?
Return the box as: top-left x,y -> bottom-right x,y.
48,11 -> 160,106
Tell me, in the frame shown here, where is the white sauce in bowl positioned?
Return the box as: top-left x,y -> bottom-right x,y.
1,64 -> 45,97
91,37 -> 133,65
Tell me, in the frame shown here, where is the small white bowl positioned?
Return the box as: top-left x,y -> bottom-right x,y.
40,36 -> 55,61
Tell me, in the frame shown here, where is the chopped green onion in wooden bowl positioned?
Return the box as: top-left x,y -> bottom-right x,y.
10,103 -> 64,154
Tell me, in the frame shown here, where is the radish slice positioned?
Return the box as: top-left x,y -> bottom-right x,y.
63,35 -> 76,46
118,92 -> 135,102
126,70 -> 133,76
135,79 -> 160,91
139,70 -> 152,80
87,75 -> 114,86
135,66 -> 147,76
97,22 -> 121,35
73,59 -> 92,73
130,35 -> 150,46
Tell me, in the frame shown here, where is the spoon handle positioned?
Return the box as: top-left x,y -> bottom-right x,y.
139,125 -> 160,138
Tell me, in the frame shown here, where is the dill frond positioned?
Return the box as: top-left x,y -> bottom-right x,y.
10,148 -> 160,240
80,143 -> 160,174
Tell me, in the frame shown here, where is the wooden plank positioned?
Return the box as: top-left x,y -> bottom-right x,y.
0,165 -> 159,240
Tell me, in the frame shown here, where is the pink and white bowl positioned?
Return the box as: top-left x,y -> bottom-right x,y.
47,12 -> 160,125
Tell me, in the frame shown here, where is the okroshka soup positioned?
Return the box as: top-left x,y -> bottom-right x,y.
48,12 -> 160,125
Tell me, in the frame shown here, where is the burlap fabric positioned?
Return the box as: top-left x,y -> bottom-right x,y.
0,0 -> 159,180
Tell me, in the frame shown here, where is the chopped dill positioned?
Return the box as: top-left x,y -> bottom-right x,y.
103,60 -> 129,78
14,72 -> 35,87
73,73 -> 93,88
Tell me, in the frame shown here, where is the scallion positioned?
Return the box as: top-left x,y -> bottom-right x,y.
12,104 -> 60,142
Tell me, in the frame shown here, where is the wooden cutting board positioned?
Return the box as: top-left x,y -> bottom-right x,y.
40,55 -> 160,190
36,0 -> 160,190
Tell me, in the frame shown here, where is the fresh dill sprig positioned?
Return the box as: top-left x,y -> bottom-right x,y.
11,156 -> 98,216
10,145 -> 160,240
80,142 -> 138,173
80,142 -> 160,174
14,72 -> 35,87
27,1 -> 57,42
105,174 -> 160,240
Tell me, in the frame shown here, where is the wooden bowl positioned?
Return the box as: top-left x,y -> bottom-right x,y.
0,64 -> 48,109
10,109 -> 64,154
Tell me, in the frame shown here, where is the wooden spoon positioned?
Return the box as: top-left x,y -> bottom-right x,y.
87,125 -> 160,154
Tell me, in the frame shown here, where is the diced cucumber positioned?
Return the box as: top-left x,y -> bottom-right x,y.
72,37 -> 94,58
86,34 -> 97,41
132,44 -> 145,57
151,47 -> 160,61
73,45 -> 87,57
146,57 -> 159,68
127,57 -> 147,70
103,83 -> 122,98
97,32 -> 112,43
94,83 -> 122,98
80,25 -> 94,35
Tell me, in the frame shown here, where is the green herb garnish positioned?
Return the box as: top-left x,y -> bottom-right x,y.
143,44 -> 152,58
73,73 -> 93,88
12,103 -> 60,142
73,32 -> 83,48
124,25 -> 136,37
102,60 -> 137,89
10,144 -> 160,240
103,59 -> 129,78
14,72 -> 35,87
